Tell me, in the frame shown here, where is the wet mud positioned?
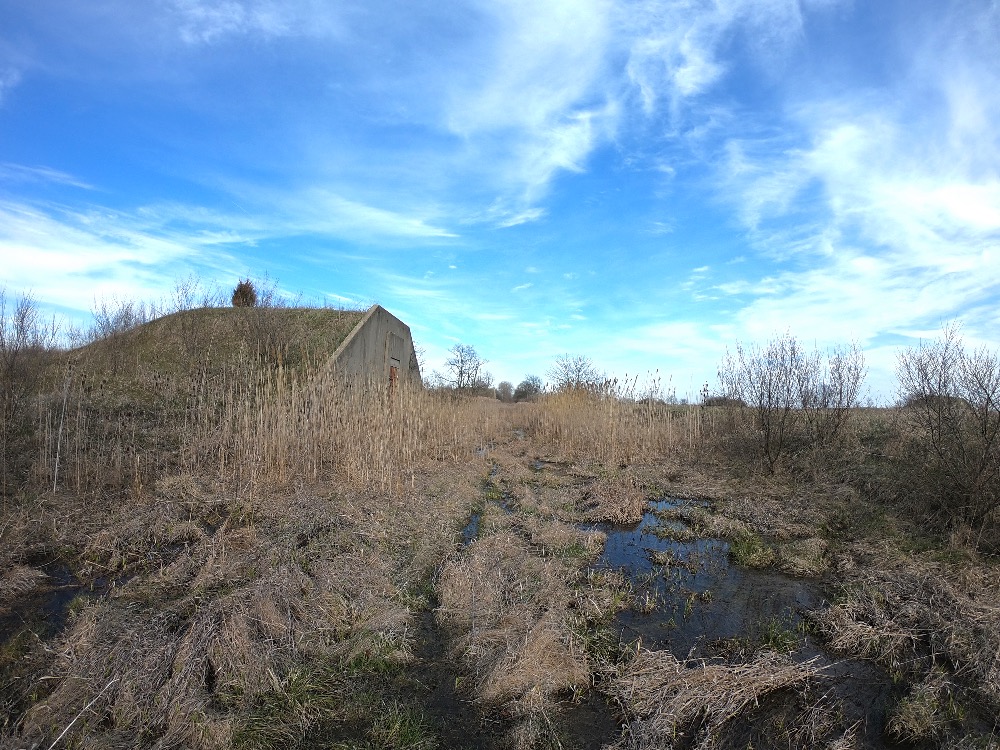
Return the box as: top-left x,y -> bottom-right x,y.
0,562 -> 106,644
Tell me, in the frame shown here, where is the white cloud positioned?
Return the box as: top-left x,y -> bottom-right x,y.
512,283 -> 533,292
0,200 -> 203,311
0,67 -> 22,106
166,0 -> 343,44
0,163 -> 93,189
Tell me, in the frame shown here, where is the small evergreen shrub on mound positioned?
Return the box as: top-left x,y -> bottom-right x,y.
231,279 -> 258,308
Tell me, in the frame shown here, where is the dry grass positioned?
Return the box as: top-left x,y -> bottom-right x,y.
436,533 -> 590,728
580,472 -> 649,525
525,389 -> 706,465
0,565 -> 47,604
814,553 -> 1000,717
606,648 -> 822,750
3,454 -> 488,748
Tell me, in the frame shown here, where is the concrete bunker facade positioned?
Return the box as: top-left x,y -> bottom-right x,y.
329,304 -> 422,386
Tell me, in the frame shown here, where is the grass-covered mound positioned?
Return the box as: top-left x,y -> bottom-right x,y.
71,305 -> 366,377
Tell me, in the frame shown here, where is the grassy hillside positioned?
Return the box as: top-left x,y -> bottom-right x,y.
71,305 -> 367,377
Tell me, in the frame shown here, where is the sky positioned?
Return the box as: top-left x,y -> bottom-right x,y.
1,0 -> 998,402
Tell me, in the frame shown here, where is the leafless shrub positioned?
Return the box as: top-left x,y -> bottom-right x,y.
171,273 -> 225,312
717,332 -> 866,473
799,342 -> 867,447
897,323 -> 1000,532
89,296 -> 157,341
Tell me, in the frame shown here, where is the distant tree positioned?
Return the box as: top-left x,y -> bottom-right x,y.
231,279 -> 258,308
497,381 -> 514,402
445,343 -> 487,391
547,354 -> 601,392
513,375 -> 543,402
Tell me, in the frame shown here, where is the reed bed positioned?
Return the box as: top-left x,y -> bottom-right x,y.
187,366 -> 512,491
525,389 -> 708,465
30,354 -> 513,498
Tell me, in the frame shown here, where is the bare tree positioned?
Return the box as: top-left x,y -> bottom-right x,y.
445,343 -> 487,391
547,354 -> 601,392
898,324 -> 1000,530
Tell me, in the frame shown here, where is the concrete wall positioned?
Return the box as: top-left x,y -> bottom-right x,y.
329,305 -> 422,385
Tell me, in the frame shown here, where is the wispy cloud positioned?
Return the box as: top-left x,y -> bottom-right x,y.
623,0 -> 823,116
0,163 -> 94,189
0,67 -> 22,106
710,1 -> 1000,346
165,0 -> 345,44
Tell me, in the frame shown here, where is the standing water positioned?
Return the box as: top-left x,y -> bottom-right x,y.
586,497 -> 901,748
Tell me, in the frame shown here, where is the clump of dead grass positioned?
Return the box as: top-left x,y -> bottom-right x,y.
813,554 -> 1000,719
607,649 -> 822,750
436,532 -> 591,745
581,473 -> 648,524
778,537 -> 829,576
0,565 -> 48,604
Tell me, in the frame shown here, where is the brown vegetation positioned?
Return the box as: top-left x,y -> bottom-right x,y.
2,301 -> 999,749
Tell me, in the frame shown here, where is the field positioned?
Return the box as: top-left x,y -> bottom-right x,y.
1,305 -> 999,749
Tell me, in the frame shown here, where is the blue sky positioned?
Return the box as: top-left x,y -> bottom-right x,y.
1,0 -> 998,400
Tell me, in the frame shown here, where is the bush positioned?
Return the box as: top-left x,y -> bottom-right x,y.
897,324 -> 1000,534
232,279 -> 258,308
717,333 -> 866,473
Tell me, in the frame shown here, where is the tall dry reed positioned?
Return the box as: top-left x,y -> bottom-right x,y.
178,362 -> 514,492
525,388 -> 706,465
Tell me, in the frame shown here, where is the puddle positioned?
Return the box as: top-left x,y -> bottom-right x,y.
587,498 -> 901,748
0,562 -> 109,644
460,513 -> 481,546
589,499 -> 820,657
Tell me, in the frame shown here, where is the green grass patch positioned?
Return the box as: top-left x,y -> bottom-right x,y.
729,530 -> 776,568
